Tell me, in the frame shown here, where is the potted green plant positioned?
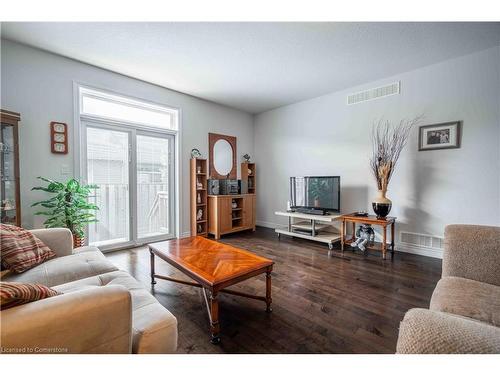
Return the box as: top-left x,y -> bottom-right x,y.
32,177 -> 99,247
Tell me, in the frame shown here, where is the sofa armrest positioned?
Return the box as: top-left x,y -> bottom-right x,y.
0,285 -> 132,354
29,228 -> 73,258
443,224 -> 500,286
397,308 -> 500,354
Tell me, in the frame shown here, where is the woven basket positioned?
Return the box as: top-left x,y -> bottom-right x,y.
73,234 -> 85,248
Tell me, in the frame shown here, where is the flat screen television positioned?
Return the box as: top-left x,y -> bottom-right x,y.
290,176 -> 340,212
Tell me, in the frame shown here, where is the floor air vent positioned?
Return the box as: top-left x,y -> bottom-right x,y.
400,231 -> 444,250
347,82 -> 400,105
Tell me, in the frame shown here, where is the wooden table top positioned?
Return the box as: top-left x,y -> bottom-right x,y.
341,213 -> 396,225
149,236 -> 274,287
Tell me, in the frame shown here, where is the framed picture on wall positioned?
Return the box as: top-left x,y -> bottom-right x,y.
418,121 -> 461,151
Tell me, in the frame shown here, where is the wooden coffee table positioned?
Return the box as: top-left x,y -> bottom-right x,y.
149,236 -> 274,344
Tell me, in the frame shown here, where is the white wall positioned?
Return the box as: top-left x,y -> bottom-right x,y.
254,46 -> 500,257
0,39 -> 254,235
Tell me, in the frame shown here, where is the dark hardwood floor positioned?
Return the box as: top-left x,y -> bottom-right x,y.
105,227 -> 442,354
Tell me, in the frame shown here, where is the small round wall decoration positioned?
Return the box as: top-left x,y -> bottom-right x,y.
191,148 -> 202,159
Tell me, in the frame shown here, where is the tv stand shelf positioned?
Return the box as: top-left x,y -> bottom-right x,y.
274,211 -> 342,252
291,221 -> 330,232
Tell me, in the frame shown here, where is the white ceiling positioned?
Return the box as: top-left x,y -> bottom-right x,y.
2,22 -> 500,114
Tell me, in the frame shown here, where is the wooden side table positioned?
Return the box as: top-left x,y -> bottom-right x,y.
340,214 -> 396,260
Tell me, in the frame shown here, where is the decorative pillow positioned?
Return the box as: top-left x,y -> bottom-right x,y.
0,224 -> 56,273
0,281 -> 61,310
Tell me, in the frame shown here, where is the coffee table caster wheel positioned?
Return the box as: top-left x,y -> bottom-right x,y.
266,306 -> 273,313
210,335 -> 221,345
328,243 -> 333,250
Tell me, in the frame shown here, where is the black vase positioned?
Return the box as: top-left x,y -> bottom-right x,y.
372,189 -> 392,219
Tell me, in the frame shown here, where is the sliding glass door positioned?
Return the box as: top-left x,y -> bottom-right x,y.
84,122 -> 175,250
136,133 -> 174,240
86,126 -> 131,247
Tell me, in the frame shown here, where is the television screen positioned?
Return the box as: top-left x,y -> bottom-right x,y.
290,176 -> 340,212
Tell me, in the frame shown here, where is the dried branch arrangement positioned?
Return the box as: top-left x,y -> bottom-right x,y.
370,116 -> 423,192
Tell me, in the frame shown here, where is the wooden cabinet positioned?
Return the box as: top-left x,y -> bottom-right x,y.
242,194 -> 255,228
208,194 -> 256,239
219,197 -> 233,233
0,110 -> 21,227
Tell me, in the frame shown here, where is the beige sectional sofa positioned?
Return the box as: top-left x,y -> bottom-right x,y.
1,228 -> 178,354
397,224 -> 500,354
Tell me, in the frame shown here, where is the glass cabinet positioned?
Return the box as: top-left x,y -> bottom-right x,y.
0,109 -> 21,226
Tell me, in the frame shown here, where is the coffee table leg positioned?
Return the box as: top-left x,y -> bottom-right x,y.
266,269 -> 273,312
149,249 -> 156,285
210,291 -> 220,344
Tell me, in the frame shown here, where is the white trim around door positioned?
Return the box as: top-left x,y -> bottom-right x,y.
74,82 -> 181,252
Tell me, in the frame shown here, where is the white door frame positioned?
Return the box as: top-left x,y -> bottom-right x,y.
82,119 -> 177,251
74,82 -> 181,252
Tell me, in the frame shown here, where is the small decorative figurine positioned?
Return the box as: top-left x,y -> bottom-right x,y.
350,224 -> 375,252
197,209 -> 203,221
197,193 -> 201,204
2,199 -> 14,210
197,224 -> 202,233
191,148 -> 202,159
243,154 -> 251,163
197,165 -> 202,173
196,178 -> 203,190
232,200 -> 237,209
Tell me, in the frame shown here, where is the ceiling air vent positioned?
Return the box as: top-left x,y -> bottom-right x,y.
347,81 -> 400,105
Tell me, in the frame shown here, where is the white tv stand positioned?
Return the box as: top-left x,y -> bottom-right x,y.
274,211 -> 342,252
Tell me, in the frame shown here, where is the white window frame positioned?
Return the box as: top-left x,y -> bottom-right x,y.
79,86 -> 179,130
73,82 -> 182,251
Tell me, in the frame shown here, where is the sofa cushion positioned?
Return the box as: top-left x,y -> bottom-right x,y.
0,281 -> 60,310
0,224 -> 56,273
430,276 -> 500,328
1,249 -> 118,287
54,270 -> 178,354
397,308 -> 500,354
73,246 -> 100,254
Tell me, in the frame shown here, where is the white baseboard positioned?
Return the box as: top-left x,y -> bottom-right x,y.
257,219 -> 443,259
256,220 -> 280,229
180,231 -> 192,238
394,242 -> 443,259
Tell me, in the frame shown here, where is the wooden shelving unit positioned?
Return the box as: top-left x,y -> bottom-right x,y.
231,196 -> 244,228
190,158 -> 208,236
241,162 -> 256,194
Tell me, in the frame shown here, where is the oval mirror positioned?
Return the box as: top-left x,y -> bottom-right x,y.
213,139 -> 233,176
